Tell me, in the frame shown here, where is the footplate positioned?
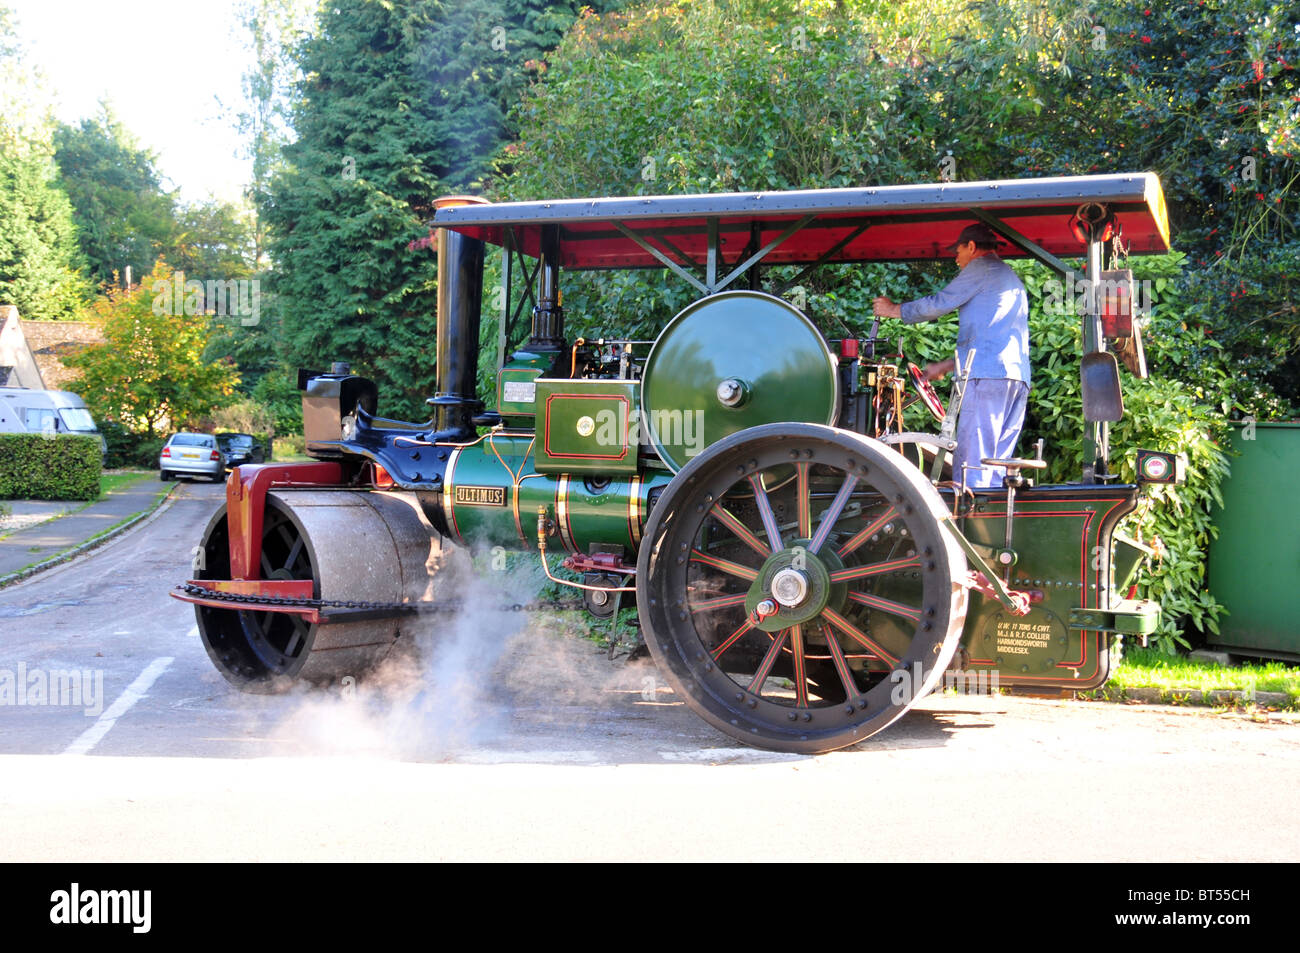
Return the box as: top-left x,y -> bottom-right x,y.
1069,599 -> 1161,636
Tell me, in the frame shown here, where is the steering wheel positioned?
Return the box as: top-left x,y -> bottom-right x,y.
906,362 -> 947,423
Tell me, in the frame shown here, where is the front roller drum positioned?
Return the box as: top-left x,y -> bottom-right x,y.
195,490 -> 435,691
636,423 -> 968,753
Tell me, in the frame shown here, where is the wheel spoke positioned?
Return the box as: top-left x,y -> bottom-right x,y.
747,627 -> 790,694
275,521 -> 296,550
283,536 -> 304,574
808,474 -> 859,554
689,592 -> 750,612
829,554 -> 921,582
709,504 -> 770,557
284,626 -> 304,658
822,624 -> 862,702
790,623 -> 809,707
835,506 -> 898,558
746,473 -> 784,550
690,548 -> 759,581
795,462 -> 811,538
259,551 -> 274,577
711,618 -> 755,660
821,607 -> 900,666
847,590 -> 922,623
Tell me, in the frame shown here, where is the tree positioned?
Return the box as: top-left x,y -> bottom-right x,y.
495,0 -> 1272,649
0,5 -> 90,319
66,261 -> 241,437
0,146 -> 92,320
52,105 -> 180,287
263,0 -> 486,419
234,0 -> 320,267
258,0 -> 629,418
170,200 -> 256,285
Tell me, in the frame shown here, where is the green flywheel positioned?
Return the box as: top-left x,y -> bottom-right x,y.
640,291 -> 840,471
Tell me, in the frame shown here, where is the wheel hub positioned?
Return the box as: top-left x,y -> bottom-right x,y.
770,568 -> 809,606
745,540 -> 843,631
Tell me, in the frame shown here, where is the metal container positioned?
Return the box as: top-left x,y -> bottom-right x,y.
1207,421 -> 1300,660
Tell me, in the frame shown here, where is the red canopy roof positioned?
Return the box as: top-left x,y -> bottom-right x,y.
432,173 -> 1171,271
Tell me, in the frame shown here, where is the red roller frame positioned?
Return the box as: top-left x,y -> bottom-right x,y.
226,461 -> 350,579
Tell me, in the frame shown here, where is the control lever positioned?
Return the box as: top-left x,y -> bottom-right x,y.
982,440 -> 1047,583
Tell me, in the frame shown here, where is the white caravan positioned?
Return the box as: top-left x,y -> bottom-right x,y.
0,387 -> 107,455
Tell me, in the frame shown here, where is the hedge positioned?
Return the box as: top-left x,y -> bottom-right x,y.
0,434 -> 102,501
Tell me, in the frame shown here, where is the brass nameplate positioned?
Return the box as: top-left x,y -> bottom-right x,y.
454,485 -> 506,507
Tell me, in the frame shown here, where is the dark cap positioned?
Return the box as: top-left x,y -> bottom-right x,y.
945,223 -> 1002,251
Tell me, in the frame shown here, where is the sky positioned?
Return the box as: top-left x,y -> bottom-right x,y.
10,0 -> 255,202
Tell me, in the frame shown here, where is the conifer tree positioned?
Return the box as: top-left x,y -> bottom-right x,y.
263,0 -> 622,417
0,5 -> 89,319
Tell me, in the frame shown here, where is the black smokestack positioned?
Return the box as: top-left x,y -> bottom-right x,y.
431,196 -> 487,438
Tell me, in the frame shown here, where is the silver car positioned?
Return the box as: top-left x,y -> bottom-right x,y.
160,432 -> 224,482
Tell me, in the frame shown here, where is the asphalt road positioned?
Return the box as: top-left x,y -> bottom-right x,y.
1,480 -> 1298,862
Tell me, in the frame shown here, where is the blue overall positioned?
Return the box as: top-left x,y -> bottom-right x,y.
900,254 -> 1030,488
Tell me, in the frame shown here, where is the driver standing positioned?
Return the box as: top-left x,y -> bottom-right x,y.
872,223 -> 1031,489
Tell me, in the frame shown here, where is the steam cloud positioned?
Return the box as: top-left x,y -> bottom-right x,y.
262,546 -> 661,761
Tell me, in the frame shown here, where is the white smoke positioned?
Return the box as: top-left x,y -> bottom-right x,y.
261,545 -> 661,760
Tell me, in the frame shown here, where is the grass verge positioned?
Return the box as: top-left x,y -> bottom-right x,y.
1086,645 -> 1300,709
99,468 -> 154,497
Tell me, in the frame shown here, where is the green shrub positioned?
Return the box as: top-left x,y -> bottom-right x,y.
252,368 -> 303,437
0,434 -> 102,501
99,421 -> 166,469
271,434 -> 306,461
213,399 -> 277,439
132,435 -> 167,469
1020,255 -> 1230,651
100,421 -> 139,469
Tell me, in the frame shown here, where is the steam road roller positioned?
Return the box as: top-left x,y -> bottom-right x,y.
176,175 -> 1184,753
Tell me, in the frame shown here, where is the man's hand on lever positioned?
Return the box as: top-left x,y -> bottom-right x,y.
922,357 -> 955,382
872,296 -> 901,319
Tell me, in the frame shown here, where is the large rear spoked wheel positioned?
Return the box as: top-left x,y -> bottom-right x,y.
637,423 -> 967,753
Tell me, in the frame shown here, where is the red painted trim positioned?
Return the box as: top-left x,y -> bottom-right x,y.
542,393 -> 631,461
226,462 -> 347,580
171,579 -> 323,623
187,579 -> 314,599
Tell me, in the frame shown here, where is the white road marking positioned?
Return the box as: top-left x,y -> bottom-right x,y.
185,625 -> 198,639
62,657 -> 174,756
